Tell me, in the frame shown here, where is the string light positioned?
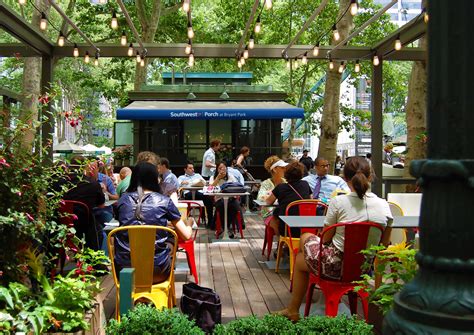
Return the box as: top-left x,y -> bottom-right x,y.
264,0 -> 272,10
355,60 -> 360,73
120,31 -> 127,46
329,58 -> 334,70
312,43 -> 319,57
127,43 -> 134,57
94,53 -> 99,66
140,55 -> 145,67
57,32 -> 65,47
249,34 -> 255,49
373,55 -> 380,66
423,7 -> 429,23
40,13 -> 47,31
332,24 -> 340,41
243,46 -> 249,59
111,11 -> 118,30
237,59 -> 242,68
73,43 -> 79,57
136,51 -> 141,63
185,40 -> 192,55
18,0 -> 26,5
302,52 -> 308,65
350,0 -> 358,16
254,16 -> 261,34
394,34 -> 402,50
338,61 -> 344,73
187,23 -> 194,39
182,0 -> 190,13
286,59 -> 290,69
188,52 -> 194,67
84,51 -> 90,63
240,56 -> 245,65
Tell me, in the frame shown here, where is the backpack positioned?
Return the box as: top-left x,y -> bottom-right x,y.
220,182 -> 247,194
180,283 -> 221,332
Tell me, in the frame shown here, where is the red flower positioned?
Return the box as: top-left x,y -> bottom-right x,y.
26,213 -> 34,221
87,265 -> 94,272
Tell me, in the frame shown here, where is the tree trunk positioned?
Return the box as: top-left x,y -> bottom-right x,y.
404,5 -> 427,191
317,0 -> 354,174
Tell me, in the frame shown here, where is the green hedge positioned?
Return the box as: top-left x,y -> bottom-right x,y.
106,305 -> 373,335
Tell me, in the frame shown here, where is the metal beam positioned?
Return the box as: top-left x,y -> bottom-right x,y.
372,13 -> 426,58
0,44 -> 42,57
0,1 -> 53,56
371,57 -> 383,197
49,43 -> 425,60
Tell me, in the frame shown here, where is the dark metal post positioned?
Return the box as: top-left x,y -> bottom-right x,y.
384,1 -> 474,333
371,58 -> 383,197
41,56 -> 53,164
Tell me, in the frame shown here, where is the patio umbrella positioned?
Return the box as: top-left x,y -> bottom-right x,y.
53,140 -> 84,153
82,144 -> 102,153
98,145 -> 112,155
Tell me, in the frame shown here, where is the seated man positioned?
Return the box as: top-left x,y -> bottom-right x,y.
159,157 -> 179,197
116,167 -> 132,197
177,162 -> 214,229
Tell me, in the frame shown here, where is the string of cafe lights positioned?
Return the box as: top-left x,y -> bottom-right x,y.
236,0 -> 272,69
182,0 -> 195,67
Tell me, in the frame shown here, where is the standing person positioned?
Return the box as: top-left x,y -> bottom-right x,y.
209,161 -> 240,238
115,162 -> 193,283
235,146 -> 251,179
334,155 -> 343,176
201,139 -> 221,179
273,156 -> 393,321
266,161 -> 312,238
158,157 -> 179,197
383,143 -> 394,164
303,157 -> 350,205
299,149 -> 314,176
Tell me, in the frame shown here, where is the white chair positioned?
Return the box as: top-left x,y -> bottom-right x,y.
387,193 -> 422,216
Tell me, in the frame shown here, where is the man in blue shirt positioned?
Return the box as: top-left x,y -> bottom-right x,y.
158,157 -> 179,197
303,157 -> 350,204
227,166 -> 245,186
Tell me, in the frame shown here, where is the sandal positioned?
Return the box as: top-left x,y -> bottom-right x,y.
272,308 -> 300,322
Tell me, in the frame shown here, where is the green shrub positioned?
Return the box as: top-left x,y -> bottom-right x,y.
106,305 -> 204,335
295,315 -> 373,334
213,314 -> 295,335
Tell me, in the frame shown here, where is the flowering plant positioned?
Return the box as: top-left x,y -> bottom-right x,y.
113,145 -> 132,161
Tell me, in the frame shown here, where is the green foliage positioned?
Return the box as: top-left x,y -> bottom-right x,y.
106,305 -> 204,335
74,248 -> 110,277
354,244 -> 418,314
214,314 -> 295,335
295,315 -> 373,335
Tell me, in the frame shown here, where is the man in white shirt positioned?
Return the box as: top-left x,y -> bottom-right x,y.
201,139 -> 221,178
303,157 -> 350,204
178,162 -> 214,228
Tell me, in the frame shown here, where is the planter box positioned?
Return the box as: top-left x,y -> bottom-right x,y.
45,274 -> 115,335
368,302 -> 384,335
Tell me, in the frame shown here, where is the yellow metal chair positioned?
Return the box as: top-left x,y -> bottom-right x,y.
107,225 -> 178,319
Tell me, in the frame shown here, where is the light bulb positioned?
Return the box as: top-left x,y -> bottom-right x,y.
338,62 -> 344,73
254,16 -> 261,34
394,36 -> 402,50
237,60 -> 242,68
302,52 -> 308,65
136,51 -> 141,63
187,26 -> 194,39
111,12 -> 118,30
286,60 -> 290,69
183,0 -> 190,13
120,32 -> 127,46
98,0 -> 107,4
249,35 -> 255,49
73,43 -> 79,57
18,0 -> 26,5
40,13 -> 47,31
185,40 -> 192,55
264,0 -> 272,10
58,33 -> 65,47
127,43 -> 134,57
355,60 -> 360,73
312,44 -> 319,56
332,25 -> 340,41
84,51 -> 90,63
373,55 -> 380,66
329,59 -> 334,70
423,8 -> 429,23
189,53 -> 194,65
350,0 -> 358,16
94,55 -> 99,66
243,46 -> 249,59
140,58 -> 145,67
240,57 -> 245,65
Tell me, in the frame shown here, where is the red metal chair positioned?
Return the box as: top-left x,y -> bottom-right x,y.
177,201 -> 204,284
215,207 -> 244,239
304,221 -> 384,320
275,200 -> 327,281
262,216 -> 274,260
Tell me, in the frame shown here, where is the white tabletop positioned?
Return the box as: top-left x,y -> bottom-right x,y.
254,199 -> 278,207
279,216 -> 419,229
244,180 -> 262,185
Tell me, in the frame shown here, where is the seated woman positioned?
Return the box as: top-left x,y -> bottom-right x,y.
275,156 -> 393,321
115,162 -> 193,283
210,161 -> 241,239
266,161 -> 312,238
257,155 -> 287,221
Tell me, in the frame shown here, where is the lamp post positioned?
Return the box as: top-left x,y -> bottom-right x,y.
384,1 -> 474,333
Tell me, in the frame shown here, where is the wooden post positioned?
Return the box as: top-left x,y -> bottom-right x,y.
371,57 -> 383,197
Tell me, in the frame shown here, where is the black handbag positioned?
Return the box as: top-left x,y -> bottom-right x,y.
180,283 -> 221,333
220,182 -> 246,193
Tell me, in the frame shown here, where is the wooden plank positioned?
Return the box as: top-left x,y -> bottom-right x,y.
220,244 -> 252,318
210,243 -> 236,322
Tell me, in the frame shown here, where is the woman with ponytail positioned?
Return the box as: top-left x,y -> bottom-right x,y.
274,156 -> 393,322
